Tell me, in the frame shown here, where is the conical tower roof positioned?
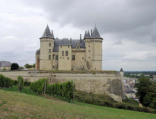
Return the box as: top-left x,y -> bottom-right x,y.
91,26 -> 101,38
40,25 -> 54,39
84,30 -> 91,39
84,31 -> 87,39
120,68 -> 124,72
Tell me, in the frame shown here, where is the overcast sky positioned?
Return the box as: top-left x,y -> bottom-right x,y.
0,0 -> 156,71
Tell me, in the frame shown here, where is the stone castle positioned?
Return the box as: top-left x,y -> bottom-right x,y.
36,25 -> 103,71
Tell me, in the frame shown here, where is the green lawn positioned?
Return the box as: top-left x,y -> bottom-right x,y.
0,89 -> 156,119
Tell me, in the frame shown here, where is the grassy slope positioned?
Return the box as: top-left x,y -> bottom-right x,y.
0,90 -> 156,119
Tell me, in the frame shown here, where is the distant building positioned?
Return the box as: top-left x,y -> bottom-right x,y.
36,25 -> 103,71
0,61 -> 11,71
123,77 -> 137,99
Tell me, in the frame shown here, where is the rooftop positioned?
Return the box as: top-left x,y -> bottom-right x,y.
0,61 -> 11,67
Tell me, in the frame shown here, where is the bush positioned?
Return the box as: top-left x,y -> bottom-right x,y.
123,97 -> 139,106
0,74 -> 13,88
74,90 -> 115,106
17,76 -> 24,92
30,79 -> 48,95
46,81 -> 74,102
74,90 -> 156,113
24,80 -> 31,86
13,80 -> 18,85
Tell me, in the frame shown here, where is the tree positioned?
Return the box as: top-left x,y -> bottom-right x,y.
24,64 -> 32,68
135,74 -> 151,104
17,76 -> 24,92
135,74 -> 156,109
24,64 -> 35,69
11,63 -> 19,70
149,82 -> 156,109
32,64 -> 35,68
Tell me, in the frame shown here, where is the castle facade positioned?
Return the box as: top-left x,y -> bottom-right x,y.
35,25 -> 103,71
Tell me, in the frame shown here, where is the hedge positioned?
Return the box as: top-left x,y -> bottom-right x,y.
30,79 -> 74,102
0,74 -> 13,88
46,81 -> 74,102
30,78 -> 47,95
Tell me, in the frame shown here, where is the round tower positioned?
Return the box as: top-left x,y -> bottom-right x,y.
84,26 -> 103,71
40,25 -> 55,70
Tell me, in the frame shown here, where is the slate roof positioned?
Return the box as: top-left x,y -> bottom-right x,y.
53,38 -> 85,52
84,26 -> 102,39
91,26 -> 101,38
84,31 -> 91,39
38,25 -> 102,53
0,61 -> 11,67
40,25 -> 54,39
120,68 -> 124,72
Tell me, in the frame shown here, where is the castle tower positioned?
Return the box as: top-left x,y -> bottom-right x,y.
40,25 -> 54,70
84,26 -> 103,70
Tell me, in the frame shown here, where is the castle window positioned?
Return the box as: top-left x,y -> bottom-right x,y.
65,51 -> 68,56
49,55 -> 51,60
49,43 -> 51,47
72,55 -> 75,60
62,51 -> 64,56
53,54 -> 55,59
49,49 -> 51,52
56,55 -> 58,60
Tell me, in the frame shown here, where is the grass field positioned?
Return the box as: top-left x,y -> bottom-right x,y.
0,89 -> 156,119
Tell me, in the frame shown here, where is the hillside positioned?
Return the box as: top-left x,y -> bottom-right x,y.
0,90 -> 156,119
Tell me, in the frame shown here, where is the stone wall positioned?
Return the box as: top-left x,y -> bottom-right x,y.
58,45 -> 72,70
0,71 -> 124,102
85,38 -> 102,70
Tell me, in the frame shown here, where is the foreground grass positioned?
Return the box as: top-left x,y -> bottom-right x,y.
0,90 -> 156,119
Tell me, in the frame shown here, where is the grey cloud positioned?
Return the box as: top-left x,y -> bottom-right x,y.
22,0 -> 156,43
1,0 -> 156,70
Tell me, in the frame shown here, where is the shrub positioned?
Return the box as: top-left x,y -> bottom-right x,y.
46,81 -> 74,102
74,90 -> 156,113
30,79 -> 48,95
0,74 -> 13,88
74,90 -> 115,106
123,97 -> 139,106
13,80 -> 18,85
17,76 -> 24,92
24,80 -> 31,86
